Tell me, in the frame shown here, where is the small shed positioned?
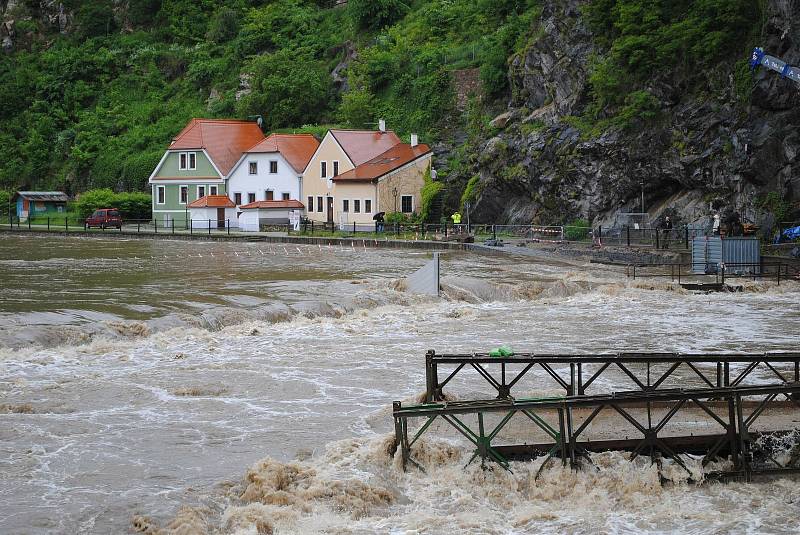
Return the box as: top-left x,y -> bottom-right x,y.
691,236 -> 761,274
12,191 -> 69,221
187,195 -> 238,229
238,200 -> 305,232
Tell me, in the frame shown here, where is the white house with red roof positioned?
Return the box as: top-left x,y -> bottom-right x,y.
225,133 -> 319,209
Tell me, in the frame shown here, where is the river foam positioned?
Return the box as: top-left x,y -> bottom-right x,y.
2,235 -> 800,534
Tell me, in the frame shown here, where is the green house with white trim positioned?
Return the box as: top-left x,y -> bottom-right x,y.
148,119 -> 265,226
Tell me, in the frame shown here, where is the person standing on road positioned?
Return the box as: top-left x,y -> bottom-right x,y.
662,216 -> 673,249
451,212 -> 462,234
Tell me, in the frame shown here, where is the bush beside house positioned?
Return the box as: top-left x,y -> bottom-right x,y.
74,189 -> 152,219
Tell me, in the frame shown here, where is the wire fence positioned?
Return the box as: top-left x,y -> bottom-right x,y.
0,215 -> 729,251
2,215 -> 241,235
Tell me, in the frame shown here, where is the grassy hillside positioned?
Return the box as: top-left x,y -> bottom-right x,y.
0,0 -> 536,194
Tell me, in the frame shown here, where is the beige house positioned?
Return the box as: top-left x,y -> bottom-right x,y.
302,122 -> 432,226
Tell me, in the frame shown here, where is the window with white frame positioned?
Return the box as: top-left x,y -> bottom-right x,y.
342,199 -> 349,213
364,199 -> 372,213
269,160 -> 278,174
320,161 -> 327,178
265,190 -> 274,201
197,185 -> 205,199
282,192 -> 290,200
234,192 -> 242,205
179,185 -> 188,204
179,152 -> 196,170
157,186 -> 166,204
249,162 -> 258,175
333,161 -> 339,177
401,195 -> 413,213
210,185 -> 218,195
248,192 -> 256,204
307,196 -> 314,212
317,196 -> 323,212
354,199 -> 360,213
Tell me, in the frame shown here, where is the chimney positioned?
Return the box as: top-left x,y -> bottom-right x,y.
378,118 -> 386,132
410,133 -> 418,147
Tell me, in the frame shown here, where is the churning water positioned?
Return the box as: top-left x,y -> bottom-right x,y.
1,235 -> 799,534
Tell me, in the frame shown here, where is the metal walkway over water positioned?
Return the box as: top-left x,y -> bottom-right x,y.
394,351 -> 800,480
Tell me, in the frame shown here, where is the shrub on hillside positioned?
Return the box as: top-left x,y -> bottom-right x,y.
74,189 -> 151,219
564,218 -> 590,241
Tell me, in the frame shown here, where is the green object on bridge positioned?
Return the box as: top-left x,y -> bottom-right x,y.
489,345 -> 514,357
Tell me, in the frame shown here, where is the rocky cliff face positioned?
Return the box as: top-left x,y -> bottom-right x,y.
461,0 -> 800,233
1,1 -> 71,51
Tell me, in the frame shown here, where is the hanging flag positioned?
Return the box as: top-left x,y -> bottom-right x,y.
750,47 -> 800,84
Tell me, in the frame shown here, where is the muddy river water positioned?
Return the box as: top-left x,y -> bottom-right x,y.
1,234 -> 799,534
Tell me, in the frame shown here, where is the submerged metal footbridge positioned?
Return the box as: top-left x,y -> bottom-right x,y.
394,351 -> 800,480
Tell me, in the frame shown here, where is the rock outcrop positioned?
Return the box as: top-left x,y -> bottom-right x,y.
458,0 -> 800,231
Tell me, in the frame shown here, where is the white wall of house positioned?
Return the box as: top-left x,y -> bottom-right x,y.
227,153 -> 301,207
239,208 -> 301,232
239,210 -> 260,232
188,207 -> 239,228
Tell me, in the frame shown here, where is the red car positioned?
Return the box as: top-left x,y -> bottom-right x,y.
85,208 -> 122,229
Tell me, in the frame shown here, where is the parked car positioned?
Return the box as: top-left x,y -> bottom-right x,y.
85,208 -> 122,229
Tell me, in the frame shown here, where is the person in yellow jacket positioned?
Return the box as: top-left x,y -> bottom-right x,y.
451,212 -> 462,234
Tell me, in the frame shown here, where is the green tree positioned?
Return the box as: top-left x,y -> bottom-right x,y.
348,0 -> 407,31
237,49 -> 332,129
338,87 -> 376,128
71,0 -> 117,38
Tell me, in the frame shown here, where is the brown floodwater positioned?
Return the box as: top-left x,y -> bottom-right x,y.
1,234 -> 799,534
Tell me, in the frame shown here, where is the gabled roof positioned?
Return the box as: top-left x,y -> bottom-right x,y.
170,119 -> 265,176
329,130 -> 403,166
239,200 -> 305,210
13,191 -> 69,202
245,133 -> 320,174
187,195 -> 236,208
333,143 -> 432,183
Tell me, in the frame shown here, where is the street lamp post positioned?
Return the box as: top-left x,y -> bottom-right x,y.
392,187 -> 398,213
640,178 -> 645,215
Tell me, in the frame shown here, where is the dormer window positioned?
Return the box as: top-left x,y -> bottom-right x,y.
249,162 -> 258,175
179,152 -> 196,170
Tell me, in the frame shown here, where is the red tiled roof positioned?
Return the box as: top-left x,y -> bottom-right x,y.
187,195 -> 236,208
239,200 -> 305,210
333,143 -> 432,182
170,119 -> 265,176
245,133 -> 320,173
330,130 -> 403,166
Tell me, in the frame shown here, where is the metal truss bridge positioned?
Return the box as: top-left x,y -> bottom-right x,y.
393,351 -> 800,480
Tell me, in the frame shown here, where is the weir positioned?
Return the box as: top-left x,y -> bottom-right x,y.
395,351 -> 800,480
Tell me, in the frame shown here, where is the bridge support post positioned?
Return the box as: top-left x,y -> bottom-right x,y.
394,401 -> 409,471
425,350 -> 438,402
734,394 -> 751,480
